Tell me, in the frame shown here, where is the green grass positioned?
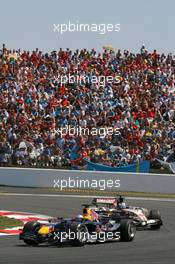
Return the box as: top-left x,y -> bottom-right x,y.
1,187 -> 175,198
0,216 -> 23,230
48,188 -> 175,198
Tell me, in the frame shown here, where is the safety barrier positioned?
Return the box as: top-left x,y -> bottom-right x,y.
0,167 -> 174,194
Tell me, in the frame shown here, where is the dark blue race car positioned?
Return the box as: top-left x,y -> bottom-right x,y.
19,211 -> 136,247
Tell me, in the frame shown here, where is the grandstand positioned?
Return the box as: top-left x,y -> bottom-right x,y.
0,44 -> 175,172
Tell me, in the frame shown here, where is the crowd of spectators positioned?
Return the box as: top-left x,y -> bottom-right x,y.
0,44 -> 175,169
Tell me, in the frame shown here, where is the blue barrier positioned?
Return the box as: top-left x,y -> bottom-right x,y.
85,160 -> 150,173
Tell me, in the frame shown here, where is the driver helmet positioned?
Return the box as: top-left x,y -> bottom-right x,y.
118,202 -> 126,209
75,214 -> 84,221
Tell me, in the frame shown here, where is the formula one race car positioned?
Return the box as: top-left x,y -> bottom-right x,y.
82,196 -> 163,230
19,209 -> 136,247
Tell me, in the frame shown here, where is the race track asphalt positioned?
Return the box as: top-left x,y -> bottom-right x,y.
0,188 -> 175,264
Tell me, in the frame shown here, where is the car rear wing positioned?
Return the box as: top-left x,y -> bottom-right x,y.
92,198 -> 117,205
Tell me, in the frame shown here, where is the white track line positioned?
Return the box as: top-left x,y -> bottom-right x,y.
0,192 -> 175,202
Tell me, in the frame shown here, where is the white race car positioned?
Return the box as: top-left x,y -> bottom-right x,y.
82,196 -> 163,230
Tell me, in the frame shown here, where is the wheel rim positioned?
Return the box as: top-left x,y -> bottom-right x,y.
78,227 -> 88,243
128,224 -> 135,238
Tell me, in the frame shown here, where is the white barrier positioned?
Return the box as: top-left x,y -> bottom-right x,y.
0,167 -> 175,194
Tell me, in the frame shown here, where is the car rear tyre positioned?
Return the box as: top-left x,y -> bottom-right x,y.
119,219 -> 136,242
69,224 -> 88,247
